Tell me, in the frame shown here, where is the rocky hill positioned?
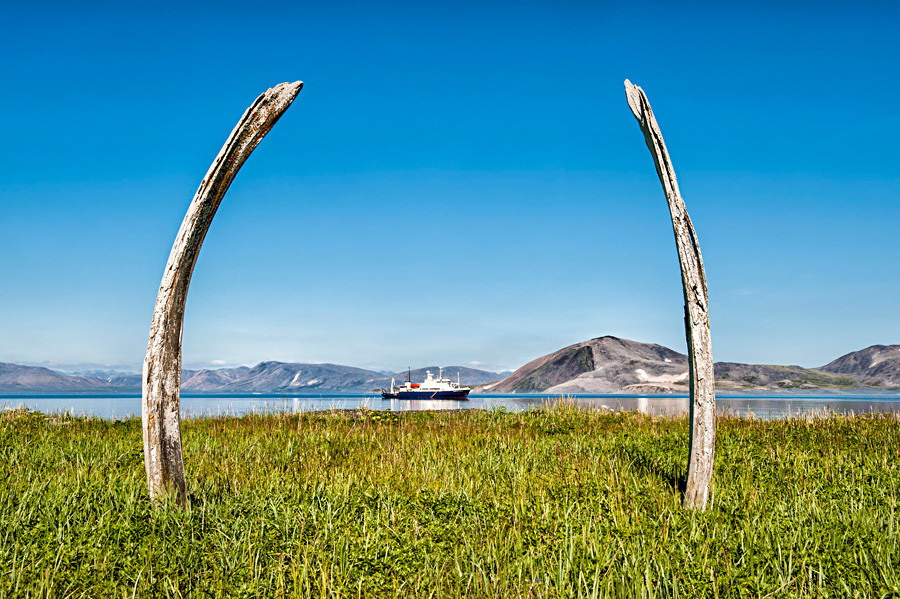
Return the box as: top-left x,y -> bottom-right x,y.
482,337 -> 688,394
818,345 -> 900,388
479,336 -> 871,394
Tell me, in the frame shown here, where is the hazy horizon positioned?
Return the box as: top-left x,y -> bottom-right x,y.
12,333 -> 891,377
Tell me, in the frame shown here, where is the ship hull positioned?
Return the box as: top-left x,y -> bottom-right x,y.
382,389 -> 470,400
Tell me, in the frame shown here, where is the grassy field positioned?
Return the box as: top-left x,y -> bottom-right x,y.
2,404 -> 899,598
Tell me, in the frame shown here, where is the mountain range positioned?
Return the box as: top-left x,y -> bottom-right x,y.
0,362 -> 507,394
2,338 -> 899,394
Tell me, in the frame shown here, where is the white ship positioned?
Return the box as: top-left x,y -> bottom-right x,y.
381,368 -> 471,400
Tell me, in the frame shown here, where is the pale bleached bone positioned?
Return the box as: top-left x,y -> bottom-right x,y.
624,79 -> 716,510
142,81 -> 303,503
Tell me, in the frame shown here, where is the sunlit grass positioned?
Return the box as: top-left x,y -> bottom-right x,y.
2,404 -> 899,597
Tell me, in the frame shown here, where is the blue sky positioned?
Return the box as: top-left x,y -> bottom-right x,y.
1,0 -> 898,373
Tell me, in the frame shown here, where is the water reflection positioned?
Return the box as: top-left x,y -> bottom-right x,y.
2,393 -> 899,420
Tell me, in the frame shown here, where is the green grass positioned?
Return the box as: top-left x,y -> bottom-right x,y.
2,404 -> 899,598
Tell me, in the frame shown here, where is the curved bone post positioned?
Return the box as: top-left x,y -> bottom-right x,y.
624,79 -> 716,510
142,81 -> 303,503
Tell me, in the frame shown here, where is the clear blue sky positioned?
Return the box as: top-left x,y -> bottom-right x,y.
1,0 -> 898,373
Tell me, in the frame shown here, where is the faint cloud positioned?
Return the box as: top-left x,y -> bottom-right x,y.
468,360 -> 485,366
211,359 -> 227,366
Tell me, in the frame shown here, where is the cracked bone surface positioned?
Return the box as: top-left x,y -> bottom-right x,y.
141,81 -> 303,503
624,79 -> 716,510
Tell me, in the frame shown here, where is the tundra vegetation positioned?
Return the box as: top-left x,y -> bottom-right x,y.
3,404 -> 899,597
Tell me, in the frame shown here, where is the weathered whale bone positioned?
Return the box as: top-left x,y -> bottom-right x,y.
624,79 -> 716,510
142,81 -> 303,503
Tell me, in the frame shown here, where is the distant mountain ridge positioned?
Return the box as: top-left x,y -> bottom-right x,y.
482,337 -> 689,394
0,363 -> 116,393
0,362 -> 507,394
211,362 -> 382,393
183,367 -> 252,391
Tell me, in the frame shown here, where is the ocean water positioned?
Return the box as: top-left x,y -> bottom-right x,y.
3,393 -> 900,420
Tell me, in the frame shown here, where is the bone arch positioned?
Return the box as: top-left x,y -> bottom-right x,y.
141,79 -> 715,510
142,81 -> 302,502
625,79 -> 716,510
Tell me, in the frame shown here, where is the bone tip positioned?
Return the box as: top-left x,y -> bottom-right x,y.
624,79 -> 642,116
624,79 -> 640,96
289,81 -> 304,98
270,81 -> 304,96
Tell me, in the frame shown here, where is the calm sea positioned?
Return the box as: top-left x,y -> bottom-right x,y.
4,393 -> 900,420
